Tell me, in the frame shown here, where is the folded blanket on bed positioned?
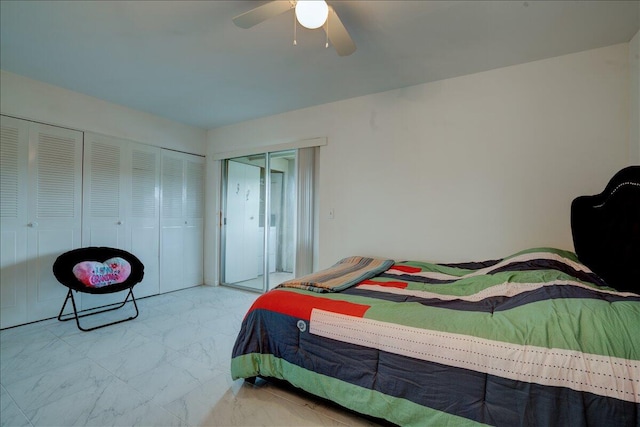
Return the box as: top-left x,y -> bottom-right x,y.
278,256 -> 395,292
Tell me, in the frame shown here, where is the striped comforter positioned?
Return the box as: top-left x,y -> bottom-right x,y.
231,248 -> 640,426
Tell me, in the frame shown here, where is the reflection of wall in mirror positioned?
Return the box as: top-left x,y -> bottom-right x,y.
258,226 -> 277,275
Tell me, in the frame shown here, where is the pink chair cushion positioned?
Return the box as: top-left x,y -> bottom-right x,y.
72,257 -> 132,288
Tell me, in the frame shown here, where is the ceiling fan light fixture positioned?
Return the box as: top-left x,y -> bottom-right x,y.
295,0 -> 329,29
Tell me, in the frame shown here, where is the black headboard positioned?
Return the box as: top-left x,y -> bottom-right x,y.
571,166 -> 640,293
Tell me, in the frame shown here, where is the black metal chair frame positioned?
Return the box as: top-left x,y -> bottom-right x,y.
53,246 -> 144,332
57,287 -> 139,332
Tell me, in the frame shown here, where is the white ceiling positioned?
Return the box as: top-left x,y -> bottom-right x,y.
1,1 -> 638,130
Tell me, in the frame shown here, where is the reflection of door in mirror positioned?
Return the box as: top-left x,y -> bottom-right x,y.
224,160 -> 260,284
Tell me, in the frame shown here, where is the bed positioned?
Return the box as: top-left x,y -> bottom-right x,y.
231,166 -> 640,427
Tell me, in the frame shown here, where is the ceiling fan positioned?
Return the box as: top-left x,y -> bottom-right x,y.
233,0 -> 356,56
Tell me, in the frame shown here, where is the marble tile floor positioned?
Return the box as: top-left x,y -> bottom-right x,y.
226,272 -> 294,292
0,285 -> 382,427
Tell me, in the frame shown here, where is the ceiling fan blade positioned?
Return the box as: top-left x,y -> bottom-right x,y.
233,1 -> 294,29
325,5 -> 356,56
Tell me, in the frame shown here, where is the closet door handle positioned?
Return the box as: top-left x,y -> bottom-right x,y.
117,220 -> 123,225
27,221 -> 39,228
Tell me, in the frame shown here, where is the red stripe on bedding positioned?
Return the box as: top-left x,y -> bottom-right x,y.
389,265 -> 421,273
247,290 -> 370,320
359,280 -> 408,289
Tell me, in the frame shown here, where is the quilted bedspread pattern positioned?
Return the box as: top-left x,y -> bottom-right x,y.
231,248 -> 640,426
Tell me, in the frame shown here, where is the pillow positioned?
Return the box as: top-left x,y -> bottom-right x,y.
72,257 -> 132,288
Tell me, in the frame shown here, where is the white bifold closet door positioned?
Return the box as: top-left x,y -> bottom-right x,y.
129,146 -> 161,297
81,133 -> 160,310
1,116 -> 29,328
0,116 -> 83,328
160,150 -> 204,293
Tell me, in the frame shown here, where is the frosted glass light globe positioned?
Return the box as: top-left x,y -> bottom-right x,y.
295,0 -> 329,29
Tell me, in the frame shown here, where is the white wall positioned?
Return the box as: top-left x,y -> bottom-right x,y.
208,43 -> 630,268
630,30 -> 640,164
0,70 -> 206,154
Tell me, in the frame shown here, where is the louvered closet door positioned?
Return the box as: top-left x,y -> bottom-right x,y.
81,134 -> 161,308
81,134 -> 130,309
82,134 -> 128,248
129,145 -> 160,298
160,150 -> 205,293
160,153 -> 185,293
183,156 -> 205,288
26,123 -> 83,322
0,116 -> 29,328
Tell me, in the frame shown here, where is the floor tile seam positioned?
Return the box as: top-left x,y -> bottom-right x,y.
180,313 -> 232,327
6,405 -> 35,427
161,338 -> 212,353
143,307 -> 193,320
118,375 -> 159,403
17,369 -> 118,417
173,370 -> 231,402
15,353 -> 113,386
144,378 -> 219,410
127,334 -> 173,354
174,333 -> 235,359
160,382 -> 240,427
23,374 -> 153,425
0,320 -> 58,339
1,384 -> 36,427
80,329 -> 156,359
152,402 -> 194,426
136,313 -> 195,329
173,294 -> 230,303
99,374 -> 161,410
42,324 -> 86,339
179,362 -> 226,385
174,347 -> 222,368
0,326 -> 50,339
116,324 -> 176,349
0,330 -> 62,352
56,331 -> 105,349
57,331 -> 152,361
87,346 -> 167,379
159,394 -> 199,425
0,342 -> 91,388
121,360 -> 222,401
151,320 -> 236,346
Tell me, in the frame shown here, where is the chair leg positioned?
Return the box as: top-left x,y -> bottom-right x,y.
57,289 -> 74,322
57,288 -> 139,332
